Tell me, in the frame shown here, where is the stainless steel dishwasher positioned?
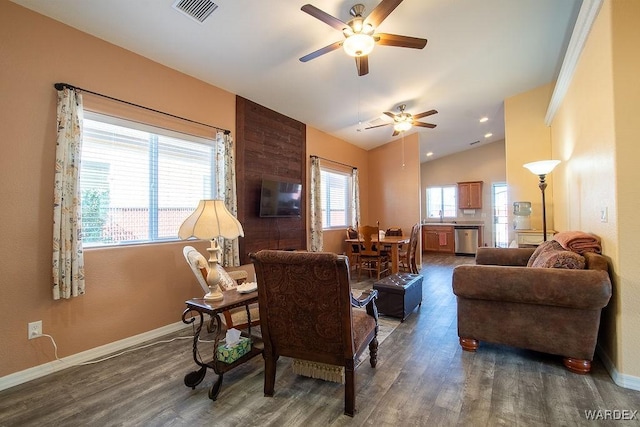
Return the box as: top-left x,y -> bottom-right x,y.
454,226 -> 479,256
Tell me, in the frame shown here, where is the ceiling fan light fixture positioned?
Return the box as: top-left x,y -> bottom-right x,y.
343,33 -> 375,57
394,120 -> 412,133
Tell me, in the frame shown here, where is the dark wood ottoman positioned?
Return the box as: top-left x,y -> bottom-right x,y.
373,273 -> 423,321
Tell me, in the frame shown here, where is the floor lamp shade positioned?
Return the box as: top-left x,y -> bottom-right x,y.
523,160 -> 560,242
179,200 -> 244,301
523,160 -> 560,176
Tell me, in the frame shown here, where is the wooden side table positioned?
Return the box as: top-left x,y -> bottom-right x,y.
181,290 -> 263,400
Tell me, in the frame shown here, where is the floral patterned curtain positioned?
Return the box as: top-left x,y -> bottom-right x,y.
310,156 -> 323,251
215,131 -> 241,266
351,167 -> 360,228
52,88 -> 85,299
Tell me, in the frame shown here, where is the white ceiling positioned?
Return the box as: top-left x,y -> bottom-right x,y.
13,0 -> 581,162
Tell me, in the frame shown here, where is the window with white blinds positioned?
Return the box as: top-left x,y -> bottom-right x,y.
426,185 -> 457,219
320,168 -> 353,229
80,112 -> 216,247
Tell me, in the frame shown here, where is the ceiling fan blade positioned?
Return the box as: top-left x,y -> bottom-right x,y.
383,111 -> 396,119
299,40 -> 343,62
414,122 -> 437,129
376,33 -> 427,49
355,55 -> 369,76
301,4 -> 348,31
364,123 -> 392,130
413,109 -> 438,119
365,0 -> 403,28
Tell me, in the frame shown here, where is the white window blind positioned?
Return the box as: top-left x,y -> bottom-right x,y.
320,168 -> 352,228
80,112 -> 216,246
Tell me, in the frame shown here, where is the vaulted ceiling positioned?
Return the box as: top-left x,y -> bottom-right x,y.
12,0 -> 581,161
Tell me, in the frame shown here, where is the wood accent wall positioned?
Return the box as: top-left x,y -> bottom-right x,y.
235,96 -> 307,264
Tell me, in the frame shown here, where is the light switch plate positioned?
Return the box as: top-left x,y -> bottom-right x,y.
600,207 -> 608,223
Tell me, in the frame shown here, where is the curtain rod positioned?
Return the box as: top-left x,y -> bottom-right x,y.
54,82 -> 231,135
310,155 -> 357,170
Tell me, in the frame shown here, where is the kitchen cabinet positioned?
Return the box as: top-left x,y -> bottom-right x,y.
422,225 -> 455,253
457,181 -> 483,209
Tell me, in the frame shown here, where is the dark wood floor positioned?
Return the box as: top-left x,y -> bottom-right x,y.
2,254 -> 639,426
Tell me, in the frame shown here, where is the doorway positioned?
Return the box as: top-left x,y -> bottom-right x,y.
493,183 -> 509,248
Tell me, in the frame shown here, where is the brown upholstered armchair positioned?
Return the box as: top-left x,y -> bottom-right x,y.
250,250 -> 379,417
452,247 -> 612,374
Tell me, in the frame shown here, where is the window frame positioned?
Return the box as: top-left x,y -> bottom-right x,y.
426,185 -> 458,220
80,111 -> 218,248
319,166 -> 354,230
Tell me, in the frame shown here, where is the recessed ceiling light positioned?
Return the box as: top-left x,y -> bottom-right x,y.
484,133 -> 493,138
479,117 -> 489,123
426,152 -> 433,157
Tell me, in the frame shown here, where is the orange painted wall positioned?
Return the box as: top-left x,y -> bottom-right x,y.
368,134 -> 422,236
0,2 -> 236,377
305,127 -> 370,255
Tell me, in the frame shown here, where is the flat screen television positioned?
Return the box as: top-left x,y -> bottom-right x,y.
259,179 -> 302,218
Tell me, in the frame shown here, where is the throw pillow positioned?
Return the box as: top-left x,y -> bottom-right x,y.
527,240 -> 563,267
530,248 -> 586,269
216,264 -> 238,291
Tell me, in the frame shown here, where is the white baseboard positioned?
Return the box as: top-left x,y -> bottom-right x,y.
597,345 -> 640,391
0,320 -> 193,392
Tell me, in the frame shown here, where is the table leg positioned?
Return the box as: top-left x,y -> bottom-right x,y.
209,374 -> 224,400
182,308 -> 208,388
391,244 -> 400,273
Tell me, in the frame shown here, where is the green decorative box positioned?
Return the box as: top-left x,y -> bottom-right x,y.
216,337 -> 251,364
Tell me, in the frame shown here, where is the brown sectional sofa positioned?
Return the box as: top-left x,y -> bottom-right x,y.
452,246 -> 612,374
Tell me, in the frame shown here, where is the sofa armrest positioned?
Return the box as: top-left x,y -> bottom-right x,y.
452,265 -> 612,309
475,247 -> 535,266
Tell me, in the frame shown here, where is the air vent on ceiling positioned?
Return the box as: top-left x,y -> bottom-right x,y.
366,117 -> 389,128
469,140 -> 480,146
172,0 -> 218,23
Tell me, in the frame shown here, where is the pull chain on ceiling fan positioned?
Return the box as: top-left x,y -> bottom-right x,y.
365,104 -> 438,136
299,0 -> 427,76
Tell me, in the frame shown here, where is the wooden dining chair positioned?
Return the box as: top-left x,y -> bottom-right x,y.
385,227 -> 403,236
383,226 -> 404,254
399,223 -> 421,274
357,224 -> 390,280
345,226 -> 360,274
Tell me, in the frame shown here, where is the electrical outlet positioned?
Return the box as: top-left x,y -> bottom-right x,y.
28,321 -> 42,339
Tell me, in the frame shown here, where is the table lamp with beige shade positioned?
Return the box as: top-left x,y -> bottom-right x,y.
179,199 -> 244,301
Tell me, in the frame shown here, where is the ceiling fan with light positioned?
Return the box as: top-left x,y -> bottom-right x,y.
365,104 -> 438,136
299,0 -> 427,76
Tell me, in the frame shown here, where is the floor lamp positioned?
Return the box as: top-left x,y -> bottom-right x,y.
179,200 -> 244,301
523,160 -> 560,242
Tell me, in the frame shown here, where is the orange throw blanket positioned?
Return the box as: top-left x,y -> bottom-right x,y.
552,231 -> 602,254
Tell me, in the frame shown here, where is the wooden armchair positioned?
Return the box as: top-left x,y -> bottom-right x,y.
250,250 -> 379,417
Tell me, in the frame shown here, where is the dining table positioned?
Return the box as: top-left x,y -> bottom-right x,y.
345,235 -> 409,274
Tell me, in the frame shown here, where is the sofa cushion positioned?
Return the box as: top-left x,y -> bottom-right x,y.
527,240 -> 585,269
